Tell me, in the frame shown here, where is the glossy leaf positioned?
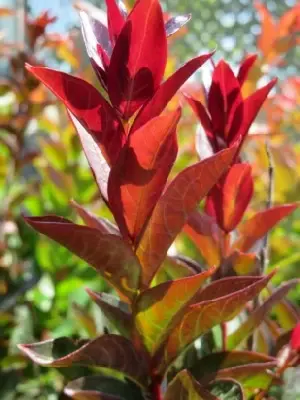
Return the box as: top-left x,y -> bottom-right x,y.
86,289 -> 131,338
136,146 -> 236,286
184,211 -> 222,267
158,273 -> 273,373
19,335 -> 148,384
206,163 -> 253,232
165,370 -> 218,400
105,0 -> 125,45
71,200 -> 120,235
165,14 -> 192,37
108,109 -> 180,241
64,375 -> 145,400
134,268 -> 214,355
235,204 -> 298,252
227,279 -> 299,350
291,323 -> 300,351
132,53 -> 212,132
26,65 -> 125,165
208,379 -> 245,400
108,0 -> 167,119
24,216 -> 141,301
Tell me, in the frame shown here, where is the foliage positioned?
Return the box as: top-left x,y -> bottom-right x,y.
1,0 -> 300,399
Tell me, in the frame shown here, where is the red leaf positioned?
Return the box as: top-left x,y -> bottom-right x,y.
291,323 -> 300,351
26,65 -> 125,165
108,0 -> 167,119
71,200 -> 120,235
229,79 -> 277,146
131,53 -> 212,132
24,216 -> 141,301
136,146 -> 237,286
184,211 -> 222,267
206,163 -> 253,232
108,109 -> 181,242
105,0 -> 125,45
19,335 -> 148,384
237,54 -> 257,86
208,60 -> 242,143
235,204 -> 298,252
158,273 -> 273,373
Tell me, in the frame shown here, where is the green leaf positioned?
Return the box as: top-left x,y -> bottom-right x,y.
165,370 -> 218,400
208,379 -> 245,399
134,269 -> 214,356
86,289 -> 132,338
227,279 -> 299,350
158,273 -> 274,374
19,335 -> 148,385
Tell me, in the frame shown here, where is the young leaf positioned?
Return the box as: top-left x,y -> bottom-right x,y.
184,211 -> 222,267
86,289 -> 131,338
64,375 -> 145,400
136,146 -> 237,286
108,109 -> 180,241
158,273 -> 273,373
108,0 -> 167,119
165,14 -> 192,37
134,268 -> 214,356
71,200 -> 120,235
19,335 -> 148,384
131,53 -> 212,132
206,163 -> 253,232
105,0 -> 125,45
165,370 -> 218,400
26,65 -> 125,165
235,204 -> 298,252
227,279 -> 299,350
24,216 -> 141,301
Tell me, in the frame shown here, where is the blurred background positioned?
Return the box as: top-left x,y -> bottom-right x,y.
0,0 -> 300,399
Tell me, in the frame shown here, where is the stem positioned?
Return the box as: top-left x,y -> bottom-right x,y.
150,376 -> 162,400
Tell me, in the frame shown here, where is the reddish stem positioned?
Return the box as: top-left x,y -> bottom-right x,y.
150,375 -> 163,400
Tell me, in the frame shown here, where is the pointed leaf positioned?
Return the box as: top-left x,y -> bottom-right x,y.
237,54 -> 257,86
108,0 -> 167,119
165,370 -> 218,400
69,112 -> 110,200
255,1 -> 277,56
64,375 -> 145,400
71,200 -> 120,235
153,256 -> 197,286
108,109 -> 180,241
136,146 -> 236,286
72,303 -> 97,337
227,279 -> 299,350
105,0 -> 125,45
208,379 -> 245,400
158,273 -> 273,373
132,53 -> 212,132
86,289 -> 131,338
24,216 -> 141,301
229,79 -> 277,146
165,14 -> 192,37
19,335 -> 148,384
26,65 -> 125,165
184,211 -> 222,267
291,323 -> 300,351
235,204 -> 298,252
134,269 -> 214,356
206,163 -> 253,232
191,351 -> 275,380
